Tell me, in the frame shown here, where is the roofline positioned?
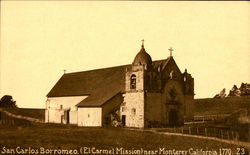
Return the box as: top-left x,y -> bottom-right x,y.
63,64 -> 129,75
100,92 -> 122,107
46,58 -> 169,98
77,106 -> 102,108
47,94 -> 90,98
62,59 -> 168,75
46,74 -> 65,97
76,92 -> 122,107
20,108 -> 45,110
161,56 -> 182,73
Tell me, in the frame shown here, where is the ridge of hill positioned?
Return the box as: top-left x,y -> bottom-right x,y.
0,108 -> 44,123
194,96 -> 250,116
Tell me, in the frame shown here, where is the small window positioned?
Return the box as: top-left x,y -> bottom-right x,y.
131,108 -> 136,115
60,105 -> 63,109
130,74 -> 136,89
121,107 -> 125,112
170,70 -> 174,79
88,114 -> 90,118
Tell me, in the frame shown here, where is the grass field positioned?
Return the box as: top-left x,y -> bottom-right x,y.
0,124 -> 248,155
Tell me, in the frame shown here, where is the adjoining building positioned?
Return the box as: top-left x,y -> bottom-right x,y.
45,42 -> 194,127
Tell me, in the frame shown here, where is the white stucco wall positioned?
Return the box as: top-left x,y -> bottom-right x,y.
45,96 -> 88,124
77,107 -> 102,127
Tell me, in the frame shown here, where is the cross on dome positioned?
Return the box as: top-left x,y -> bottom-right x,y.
141,39 -> 144,47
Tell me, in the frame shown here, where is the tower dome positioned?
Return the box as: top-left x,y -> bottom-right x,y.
132,42 -> 152,66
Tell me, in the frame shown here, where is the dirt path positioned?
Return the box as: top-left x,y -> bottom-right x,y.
0,108 -> 44,123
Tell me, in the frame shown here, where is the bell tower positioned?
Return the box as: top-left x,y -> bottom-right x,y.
121,40 -> 152,128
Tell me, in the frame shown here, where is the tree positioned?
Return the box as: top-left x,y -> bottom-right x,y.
0,95 -> 17,108
214,88 -> 226,98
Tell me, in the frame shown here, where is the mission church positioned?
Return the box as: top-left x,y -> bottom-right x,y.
45,41 -> 194,128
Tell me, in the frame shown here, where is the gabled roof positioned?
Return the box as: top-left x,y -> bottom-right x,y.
161,56 -> 182,74
47,58 -> 170,107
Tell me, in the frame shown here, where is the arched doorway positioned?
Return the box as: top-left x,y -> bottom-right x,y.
169,109 -> 178,126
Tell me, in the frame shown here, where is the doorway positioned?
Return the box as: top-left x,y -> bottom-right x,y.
121,115 -> 126,126
66,110 -> 70,124
169,109 -> 178,126
64,110 -> 70,124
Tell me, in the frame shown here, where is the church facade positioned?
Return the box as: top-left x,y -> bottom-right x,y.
45,42 -> 194,128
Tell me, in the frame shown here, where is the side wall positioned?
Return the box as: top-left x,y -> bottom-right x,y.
77,107 -> 102,127
184,95 -> 194,121
145,93 -> 162,127
45,96 -> 87,124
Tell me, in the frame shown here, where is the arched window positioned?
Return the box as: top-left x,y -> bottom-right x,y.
130,74 -> 136,89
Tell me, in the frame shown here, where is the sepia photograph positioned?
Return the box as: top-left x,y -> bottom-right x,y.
0,1 -> 250,155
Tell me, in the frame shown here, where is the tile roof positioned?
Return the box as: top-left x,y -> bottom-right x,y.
47,59 -> 169,107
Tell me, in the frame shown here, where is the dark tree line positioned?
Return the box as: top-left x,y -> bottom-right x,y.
0,95 -> 17,108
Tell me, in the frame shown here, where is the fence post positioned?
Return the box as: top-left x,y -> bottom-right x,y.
205,128 -> 207,137
189,127 -> 191,134
227,130 -> 230,140
181,127 -> 183,134
232,131 -> 234,141
197,127 -> 199,135
174,126 -> 176,133
221,130 -> 223,139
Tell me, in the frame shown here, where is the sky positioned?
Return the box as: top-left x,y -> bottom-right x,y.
1,1 -> 250,108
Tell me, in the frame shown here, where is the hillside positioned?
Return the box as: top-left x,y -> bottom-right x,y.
2,108 -> 45,121
194,96 -> 250,116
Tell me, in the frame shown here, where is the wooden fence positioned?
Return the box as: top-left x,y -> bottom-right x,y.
0,119 -> 15,125
193,114 -> 230,121
0,111 -> 15,125
155,126 -> 246,142
0,111 -> 32,126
